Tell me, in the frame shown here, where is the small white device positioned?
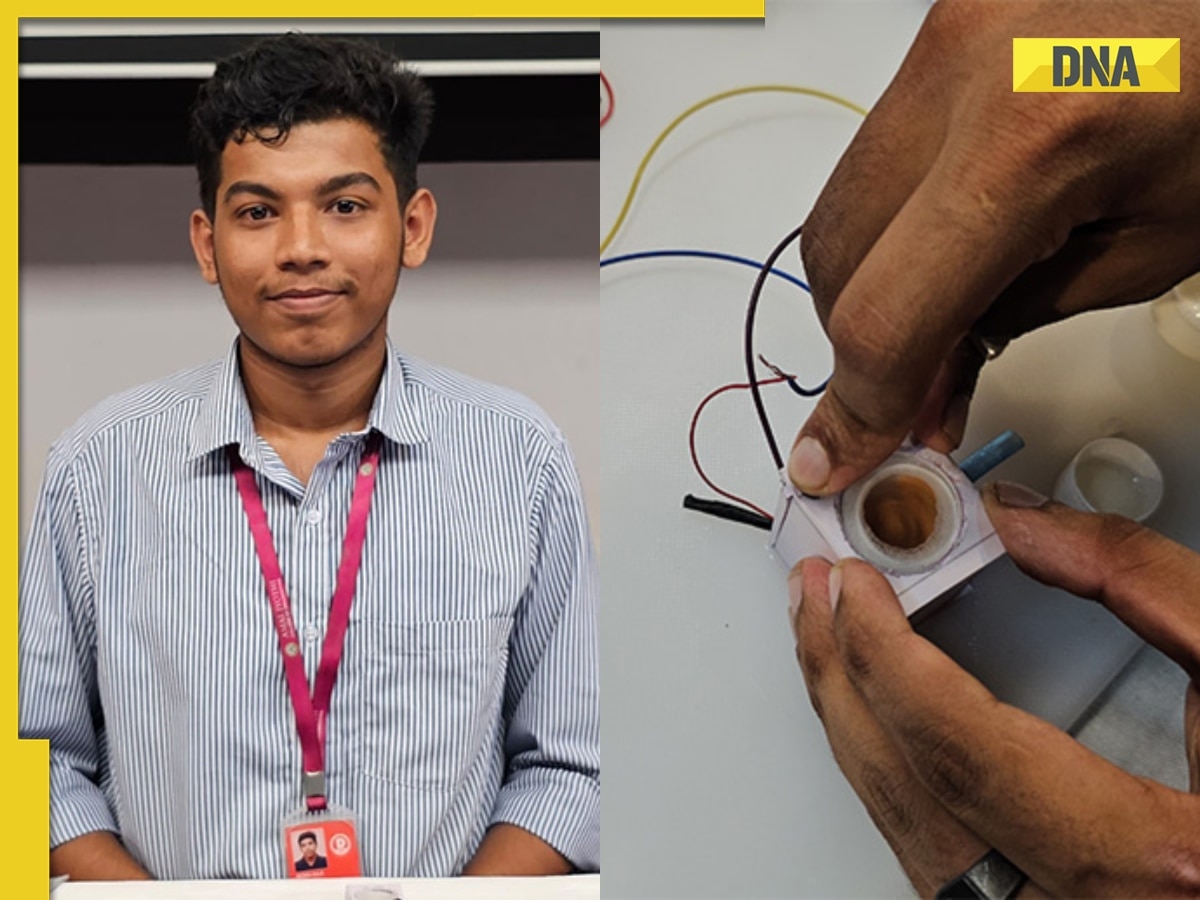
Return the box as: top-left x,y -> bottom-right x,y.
345,885 -> 405,900
768,444 -> 1005,617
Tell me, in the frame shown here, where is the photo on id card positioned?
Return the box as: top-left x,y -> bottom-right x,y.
282,810 -> 362,878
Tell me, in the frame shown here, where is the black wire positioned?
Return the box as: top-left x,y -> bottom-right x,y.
785,375 -> 829,398
682,494 -> 773,531
744,223 -> 807,471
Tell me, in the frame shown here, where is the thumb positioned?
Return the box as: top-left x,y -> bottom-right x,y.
983,481 -> 1200,684
789,144 -> 1057,495
789,337 -> 986,495
788,387 -> 906,498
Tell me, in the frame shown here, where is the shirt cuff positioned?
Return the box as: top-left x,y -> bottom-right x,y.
49,763 -> 119,850
489,766 -> 600,872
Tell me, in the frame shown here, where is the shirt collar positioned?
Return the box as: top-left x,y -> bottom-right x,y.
369,337 -> 431,447
186,336 -> 430,461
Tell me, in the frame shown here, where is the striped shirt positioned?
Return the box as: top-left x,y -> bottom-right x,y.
18,338 -> 599,878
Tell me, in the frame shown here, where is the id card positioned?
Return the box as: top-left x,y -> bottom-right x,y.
281,805 -> 363,878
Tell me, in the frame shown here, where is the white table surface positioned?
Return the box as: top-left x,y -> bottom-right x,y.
55,875 -> 598,899
600,2 -> 1200,898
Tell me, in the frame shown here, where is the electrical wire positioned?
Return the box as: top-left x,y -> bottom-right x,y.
600,239 -> 832,477
745,223 -> 808,472
689,375 -> 791,520
599,248 -> 809,292
759,354 -> 830,398
600,84 -> 868,255
600,71 -> 614,128
599,249 -> 830,398
682,495 -> 772,531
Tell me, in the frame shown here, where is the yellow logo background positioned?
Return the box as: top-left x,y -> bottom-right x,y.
1013,38 -> 1180,92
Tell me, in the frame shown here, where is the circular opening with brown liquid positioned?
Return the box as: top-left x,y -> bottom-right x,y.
861,473 -> 938,551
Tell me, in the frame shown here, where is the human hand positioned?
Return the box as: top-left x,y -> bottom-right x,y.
462,824 -> 574,876
790,0 -> 1200,496
788,481 -> 1200,897
50,831 -> 153,881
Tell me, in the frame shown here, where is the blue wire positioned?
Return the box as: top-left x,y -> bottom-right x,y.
786,374 -> 829,397
599,248 -> 829,397
600,249 -> 811,293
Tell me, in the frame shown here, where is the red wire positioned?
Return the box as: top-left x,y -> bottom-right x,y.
600,71 -> 614,128
689,376 -> 790,520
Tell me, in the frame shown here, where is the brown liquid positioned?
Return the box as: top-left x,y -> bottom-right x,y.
862,474 -> 938,550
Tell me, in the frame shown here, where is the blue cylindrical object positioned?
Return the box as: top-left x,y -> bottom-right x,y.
959,430 -> 1026,482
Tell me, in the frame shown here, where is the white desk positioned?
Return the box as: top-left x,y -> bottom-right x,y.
600,2 -> 1199,897
56,876 -> 598,899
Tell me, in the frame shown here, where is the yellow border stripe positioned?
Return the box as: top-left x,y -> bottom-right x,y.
20,3 -> 763,15
10,11 -> 48,894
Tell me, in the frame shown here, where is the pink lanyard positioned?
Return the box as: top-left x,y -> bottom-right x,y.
229,434 -> 382,811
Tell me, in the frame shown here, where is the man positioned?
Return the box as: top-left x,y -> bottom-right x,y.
294,833 -> 327,873
19,33 -> 598,880
788,1 -> 1199,897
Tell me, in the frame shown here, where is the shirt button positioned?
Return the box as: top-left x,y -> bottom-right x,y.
305,508 -> 322,525
304,624 -> 320,643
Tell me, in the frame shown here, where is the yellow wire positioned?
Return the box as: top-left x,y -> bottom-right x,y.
600,85 -> 869,256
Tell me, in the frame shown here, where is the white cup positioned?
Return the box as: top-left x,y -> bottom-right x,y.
1152,271 -> 1200,361
1053,437 -> 1164,522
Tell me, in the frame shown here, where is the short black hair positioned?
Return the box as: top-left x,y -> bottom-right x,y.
297,831 -> 318,845
189,32 -> 433,218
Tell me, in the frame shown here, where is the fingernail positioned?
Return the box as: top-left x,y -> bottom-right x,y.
993,480 -> 1049,508
828,564 -> 843,613
942,393 -> 971,446
789,436 -> 831,493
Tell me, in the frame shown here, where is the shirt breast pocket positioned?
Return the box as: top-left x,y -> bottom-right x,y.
344,615 -> 513,793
